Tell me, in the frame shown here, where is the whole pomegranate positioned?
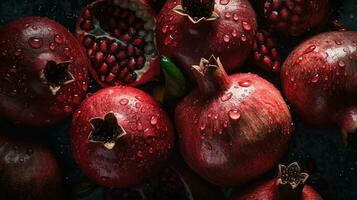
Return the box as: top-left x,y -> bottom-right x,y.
70,86 -> 175,188
156,0 -> 257,79
175,56 -> 293,186
106,165 -> 225,200
0,134 -> 62,200
0,17 -> 89,127
281,31 -> 357,148
260,0 -> 330,36
76,0 -> 160,87
230,162 -> 322,200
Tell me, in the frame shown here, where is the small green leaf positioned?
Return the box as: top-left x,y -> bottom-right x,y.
160,56 -> 187,98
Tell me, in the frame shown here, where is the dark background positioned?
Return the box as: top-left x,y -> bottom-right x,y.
0,0 -> 356,199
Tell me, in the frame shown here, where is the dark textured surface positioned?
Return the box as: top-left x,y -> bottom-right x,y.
0,0 -> 356,200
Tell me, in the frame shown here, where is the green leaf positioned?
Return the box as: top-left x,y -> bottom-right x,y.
160,56 -> 187,99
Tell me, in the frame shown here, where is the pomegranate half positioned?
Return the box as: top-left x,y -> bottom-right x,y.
175,56 -> 293,186
70,86 -> 175,188
281,31 -> 357,148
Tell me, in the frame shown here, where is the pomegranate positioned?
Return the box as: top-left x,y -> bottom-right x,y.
70,86 -> 175,188
252,29 -> 281,73
0,134 -> 62,200
281,31 -> 357,148
0,17 -> 89,127
261,0 -> 330,36
175,56 -> 293,186
230,162 -> 322,200
76,0 -> 160,87
106,165 -> 225,200
156,0 -> 257,79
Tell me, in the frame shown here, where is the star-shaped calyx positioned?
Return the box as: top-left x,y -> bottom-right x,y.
173,0 -> 219,24
41,60 -> 75,95
88,113 -> 127,150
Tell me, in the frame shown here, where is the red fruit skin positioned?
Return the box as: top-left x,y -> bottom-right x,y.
262,0 -> 330,36
76,0 -> 160,88
0,135 -> 62,200
175,59 -> 293,186
230,179 -> 322,200
70,86 -> 175,188
281,31 -> 357,145
156,0 -> 257,79
0,17 -> 89,127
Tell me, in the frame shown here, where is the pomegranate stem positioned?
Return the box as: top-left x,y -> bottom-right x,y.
191,56 -> 231,95
182,0 -> 215,18
276,162 -> 309,200
336,107 -> 357,149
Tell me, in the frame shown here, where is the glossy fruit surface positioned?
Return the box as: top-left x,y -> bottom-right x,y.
0,16 -> 89,127
230,162 -> 322,200
175,56 -> 293,186
281,31 -> 357,148
0,134 -> 62,200
70,86 -> 175,188
156,0 -> 257,79
76,0 -> 160,87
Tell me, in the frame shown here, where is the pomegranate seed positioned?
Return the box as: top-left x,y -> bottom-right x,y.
111,64 -> 120,74
83,36 -> 94,48
80,20 -> 94,31
280,8 -> 289,20
106,54 -> 117,66
136,56 -> 145,68
263,56 -> 272,66
128,58 -> 136,71
110,43 -> 118,53
261,45 -> 268,54
124,73 -> 136,83
119,59 -> 129,67
120,67 -> 129,78
95,52 -> 104,64
100,63 -> 109,74
133,38 -> 144,47
127,45 -> 134,56
122,33 -> 131,42
99,40 -> 108,53
105,73 -> 116,83
117,51 -> 127,59
83,9 -> 92,19
254,52 -> 261,61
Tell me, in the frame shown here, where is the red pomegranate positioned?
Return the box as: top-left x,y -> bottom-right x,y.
0,17 -> 89,127
175,56 -> 293,186
70,86 -> 175,188
230,162 -> 322,200
106,165 -> 225,200
156,0 -> 257,79
0,134 -> 62,200
262,0 -> 330,36
281,31 -> 357,148
76,0 -> 160,87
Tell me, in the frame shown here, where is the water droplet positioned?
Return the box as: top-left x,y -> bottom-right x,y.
200,123 -> 206,130
15,49 -> 22,56
136,95 -> 143,101
220,0 -> 229,5
64,47 -> 70,56
162,25 -> 168,33
54,34 -> 63,44
238,80 -> 251,87
148,147 -> 154,154
64,105 -> 72,113
119,98 -> 129,105
137,150 -> 143,157
311,74 -> 319,83
221,92 -> 233,101
137,122 -> 143,131
228,109 -> 241,120
150,115 -> 158,125
49,42 -> 56,51
242,22 -> 251,31
233,13 -> 239,21
240,34 -> 247,42
225,13 -> 231,19
338,60 -> 345,67
303,45 -> 316,54
28,37 -> 43,49
335,40 -> 342,45
223,34 -> 230,43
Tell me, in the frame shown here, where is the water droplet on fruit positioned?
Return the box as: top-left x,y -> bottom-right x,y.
232,29 -> 238,37
148,147 -> 154,154
228,109 -> 241,120
311,74 -> 319,83
136,150 -> 143,157
64,105 -> 72,113
240,34 -> 247,42
150,115 -> 158,125
225,13 -> 231,19
54,34 -> 63,44
15,49 -> 22,56
221,92 -> 233,101
49,42 -> 56,50
303,45 -> 316,54
136,95 -> 143,101
220,0 -> 229,5
119,98 -> 129,105
137,122 -> 143,131
238,80 -> 251,87
242,22 -> 251,31
223,34 -> 230,43
28,37 -> 43,49
200,123 -> 206,130
64,47 -> 70,56
338,60 -> 345,67
233,13 -> 239,21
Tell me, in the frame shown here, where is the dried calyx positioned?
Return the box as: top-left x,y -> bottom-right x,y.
277,162 -> 309,200
173,0 -> 219,23
88,112 -> 126,149
42,60 -> 74,95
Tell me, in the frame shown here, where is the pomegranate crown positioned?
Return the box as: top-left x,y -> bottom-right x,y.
278,162 -> 309,189
172,0 -> 219,24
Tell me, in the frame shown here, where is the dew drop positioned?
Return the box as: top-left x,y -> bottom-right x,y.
49,42 -> 56,51
228,109 -> 241,120
64,105 -> 72,113
223,34 -> 230,43
233,13 -> 239,21
150,115 -> 158,125
28,37 -> 43,49
242,22 -> 252,31
137,122 -> 143,131
303,45 -> 316,54
136,150 -> 143,157
119,98 -> 129,105
238,80 -> 251,87
221,92 -> 233,101
136,95 -> 143,101
200,123 -> 206,130
240,34 -> 247,42
54,34 -> 63,44
232,29 -> 238,37
311,74 -> 319,83
225,13 -> 231,19
64,47 -> 70,56
162,25 -> 168,33
220,0 -> 229,5
15,49 -> 22,56
338,60 -> 345,67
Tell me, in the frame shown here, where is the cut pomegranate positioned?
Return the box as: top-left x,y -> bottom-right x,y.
76,0 -> 160,87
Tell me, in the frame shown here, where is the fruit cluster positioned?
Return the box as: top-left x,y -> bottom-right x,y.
0,0 -> 355,199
